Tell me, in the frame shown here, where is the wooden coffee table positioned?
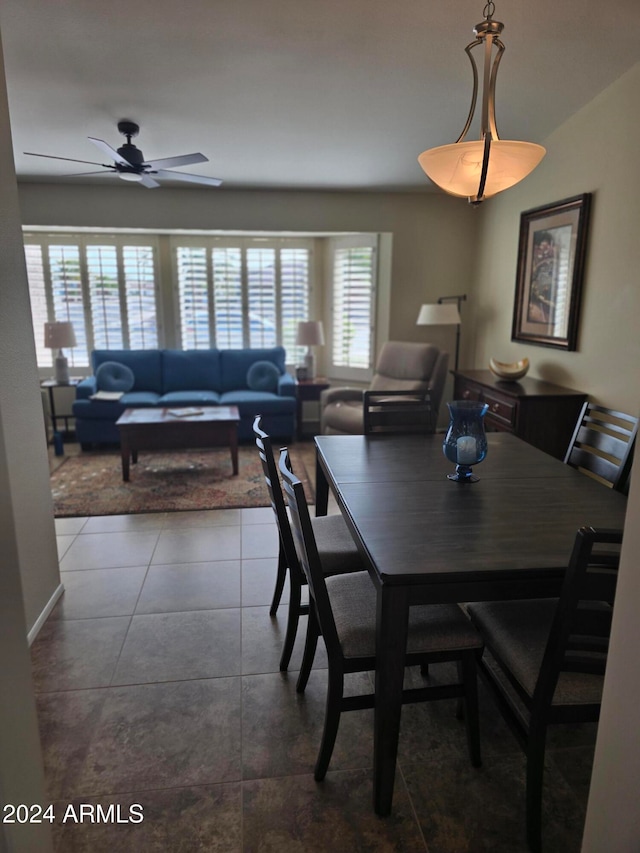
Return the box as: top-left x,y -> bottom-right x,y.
115,406 -> 241,482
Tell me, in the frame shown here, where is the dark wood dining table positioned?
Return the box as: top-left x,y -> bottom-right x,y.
313,431 -> 628,816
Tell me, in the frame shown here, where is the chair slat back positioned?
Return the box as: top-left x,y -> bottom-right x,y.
363,389 -> 435,435
564,403 -> 638,492
253,415 -> 299,572
533,527 -> 621,707
279,447 -> 342,658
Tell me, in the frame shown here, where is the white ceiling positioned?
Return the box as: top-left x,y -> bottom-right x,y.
2,0 -> 640,192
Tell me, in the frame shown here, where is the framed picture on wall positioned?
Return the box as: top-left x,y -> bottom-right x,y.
512,193 -> 592,350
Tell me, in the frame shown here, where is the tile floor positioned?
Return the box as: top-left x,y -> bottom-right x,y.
30,507 -> 597,851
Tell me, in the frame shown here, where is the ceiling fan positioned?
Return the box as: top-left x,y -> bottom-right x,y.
24,120 -> 223,189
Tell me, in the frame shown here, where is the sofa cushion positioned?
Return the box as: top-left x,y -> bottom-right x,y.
158,391 -> 221,406
92,350 -> 163,394
220,347 -> 286,392
161,349 -> 222,393
246,360 -> 280,393
120,391 -> 162,407
95,361 -> 135,393
219,390 -> 296,417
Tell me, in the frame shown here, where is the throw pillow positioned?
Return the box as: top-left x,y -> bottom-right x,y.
246,360 -> 280,393
95,361 -> 135,393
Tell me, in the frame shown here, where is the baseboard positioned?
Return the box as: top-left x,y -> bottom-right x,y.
27,583 -> 65,646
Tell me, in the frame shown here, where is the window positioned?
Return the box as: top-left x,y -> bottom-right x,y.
173,237 -> 312,361
24,234 -> 160,368
328,235 -> 377,380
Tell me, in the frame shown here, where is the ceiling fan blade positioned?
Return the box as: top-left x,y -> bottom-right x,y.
88,137 -> 132,167
144,153 -> 208,170
61,170 -> 114,177
24,151 -> 111,167
140,174 -> 161,189
155,169 -> 223,187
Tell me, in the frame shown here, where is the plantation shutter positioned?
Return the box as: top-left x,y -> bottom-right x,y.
280,246 -> 310,364
48,244 -> 88,367
123,245 -> 159,349
246,246 -> 277,348
331,238 -> 377,375
212,247 -> 243,349
24,243 -> 51,366
177,246 -> 210,349
86,244 -> 124,350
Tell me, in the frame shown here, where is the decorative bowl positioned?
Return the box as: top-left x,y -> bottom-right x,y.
489,357 -> 530,381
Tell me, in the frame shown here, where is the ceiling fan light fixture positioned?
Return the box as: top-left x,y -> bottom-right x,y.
118,171 -> 143,182
418,1 -> 545,204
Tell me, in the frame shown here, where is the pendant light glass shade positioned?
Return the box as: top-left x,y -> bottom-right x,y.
418,2 -> 545,204
419,139 -> 546,201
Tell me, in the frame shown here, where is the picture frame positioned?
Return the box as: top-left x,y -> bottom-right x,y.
511,193 -> 592,351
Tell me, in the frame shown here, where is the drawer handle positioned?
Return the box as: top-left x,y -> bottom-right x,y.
491,403 -> 500,413
462,390 -> 471,399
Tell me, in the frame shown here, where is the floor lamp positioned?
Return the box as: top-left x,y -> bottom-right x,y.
416,294 -> 466,372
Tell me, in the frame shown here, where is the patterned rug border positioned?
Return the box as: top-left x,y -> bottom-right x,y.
50,444 -> 316,518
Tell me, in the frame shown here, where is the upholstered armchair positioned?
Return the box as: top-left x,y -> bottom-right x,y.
320,341 -> 449,435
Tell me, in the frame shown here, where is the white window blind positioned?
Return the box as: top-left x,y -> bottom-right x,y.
330,237 -> 377,378
24,234 -> 160,368
174,237 -> 313,359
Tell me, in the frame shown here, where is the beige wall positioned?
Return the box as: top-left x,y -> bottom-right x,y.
470,61 -> 640,851
18,183 -> 479,367
0,29 -> 54,853
470,62 -> 640,416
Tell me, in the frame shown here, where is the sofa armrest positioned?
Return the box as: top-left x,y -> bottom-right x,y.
75,377 -> 97,400
278,372 -> 297,398
320,387 -> 363,407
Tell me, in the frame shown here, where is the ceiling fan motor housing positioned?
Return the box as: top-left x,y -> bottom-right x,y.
117,143 -> 145,169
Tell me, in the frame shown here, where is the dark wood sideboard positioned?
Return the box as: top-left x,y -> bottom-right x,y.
452,369 -> 587,460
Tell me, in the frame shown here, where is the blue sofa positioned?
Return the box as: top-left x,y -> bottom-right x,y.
72,347 -> 297,446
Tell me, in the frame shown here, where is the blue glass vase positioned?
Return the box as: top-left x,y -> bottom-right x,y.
443,400 -> 489,483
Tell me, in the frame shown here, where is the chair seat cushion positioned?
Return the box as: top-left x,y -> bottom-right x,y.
326,572 -> 482,659
311,514 -> 364,576
467,599 -> 605,706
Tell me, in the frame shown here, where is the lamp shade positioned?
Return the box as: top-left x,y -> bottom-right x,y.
419,139 -> 546,201
44,321 -> 77,349
416,303 -> 461,326
295,320 -> 325,347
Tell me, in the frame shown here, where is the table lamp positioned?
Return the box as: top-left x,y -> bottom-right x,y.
295,320 -> 325,380
44,321 -> 77,384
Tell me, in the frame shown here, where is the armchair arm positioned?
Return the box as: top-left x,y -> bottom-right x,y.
320,387 -> 364,408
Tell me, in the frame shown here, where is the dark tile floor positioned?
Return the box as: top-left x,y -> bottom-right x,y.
31,507 -> 597,852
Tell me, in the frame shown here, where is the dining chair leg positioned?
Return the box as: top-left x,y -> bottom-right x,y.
296,605 -> 320,693
458,654 -> 482,768
269,543 -> 288,616
314,667 -> 344,781
279,569 -> 303,672
525,721 -> 548,853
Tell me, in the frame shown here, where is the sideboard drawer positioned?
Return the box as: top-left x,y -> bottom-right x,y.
483,391 -> 516,429
458,384 -> 482,402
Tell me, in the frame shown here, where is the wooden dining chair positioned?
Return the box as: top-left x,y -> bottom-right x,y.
466,527 -> 622,853
363,389 -> 436,435
279,445 -> 484,782
564,402 -> 638,492
253,415 -> 363,673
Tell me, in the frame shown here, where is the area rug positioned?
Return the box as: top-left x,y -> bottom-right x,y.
50,444 -> 316,517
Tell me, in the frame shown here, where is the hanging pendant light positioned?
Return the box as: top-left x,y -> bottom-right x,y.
418,1 -> 545,205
